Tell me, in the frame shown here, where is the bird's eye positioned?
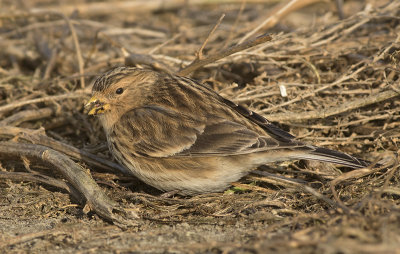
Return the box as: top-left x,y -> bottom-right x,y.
115,88 -> 124,94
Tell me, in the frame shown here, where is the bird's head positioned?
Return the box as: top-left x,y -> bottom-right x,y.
85,67 -> 157,129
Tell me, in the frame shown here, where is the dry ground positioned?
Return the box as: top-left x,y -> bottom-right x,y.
0,0 -> 399,253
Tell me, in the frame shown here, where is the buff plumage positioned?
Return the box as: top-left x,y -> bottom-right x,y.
85,67 -> 370,195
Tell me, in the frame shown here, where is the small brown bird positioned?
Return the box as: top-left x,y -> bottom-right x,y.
85,67 -> 370,195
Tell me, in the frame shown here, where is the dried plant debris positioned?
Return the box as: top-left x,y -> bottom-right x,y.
0,0 -> 399,253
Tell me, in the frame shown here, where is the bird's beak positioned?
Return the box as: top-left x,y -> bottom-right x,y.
85,96 -> 110,115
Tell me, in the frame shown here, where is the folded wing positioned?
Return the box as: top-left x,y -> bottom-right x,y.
113,105 -> 303,158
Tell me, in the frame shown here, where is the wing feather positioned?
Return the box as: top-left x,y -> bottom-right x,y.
112,105 -> 302,158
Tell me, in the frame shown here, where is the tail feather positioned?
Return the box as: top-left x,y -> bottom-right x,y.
296,146 -> 371,169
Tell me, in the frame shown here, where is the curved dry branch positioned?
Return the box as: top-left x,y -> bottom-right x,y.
0,91 -> 87,115
177,34 -> 273,76
0,141 -> 137,226
0,126 -> 128,174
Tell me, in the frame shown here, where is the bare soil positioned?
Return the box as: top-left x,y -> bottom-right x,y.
0,0 -> 399,253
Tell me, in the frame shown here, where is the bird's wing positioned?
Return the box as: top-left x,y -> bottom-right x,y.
113,105 -> 303,158
219,97 -> 296,142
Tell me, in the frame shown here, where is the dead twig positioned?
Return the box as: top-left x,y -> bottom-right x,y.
252,169 -> 350,213
0,91 -> 87,116
329,157 -> 387,208
239,0 -> 323,43
222,0 -> 246,49
0,126 -> 128,174
27,10 -> 86,88
266,88 -> 400,122
0,108 -> 54,126
177,34 -> 273,76
260,63 -> 367,114
0,171 -> 79,199
196,13 -> 225,60
0,141 -> 137,226
0,229 -> 69,249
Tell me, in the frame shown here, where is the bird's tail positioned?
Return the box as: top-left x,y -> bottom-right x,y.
295,146 -> 372,169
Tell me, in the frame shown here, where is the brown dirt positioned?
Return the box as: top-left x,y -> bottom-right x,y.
0,0 -> 399,253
